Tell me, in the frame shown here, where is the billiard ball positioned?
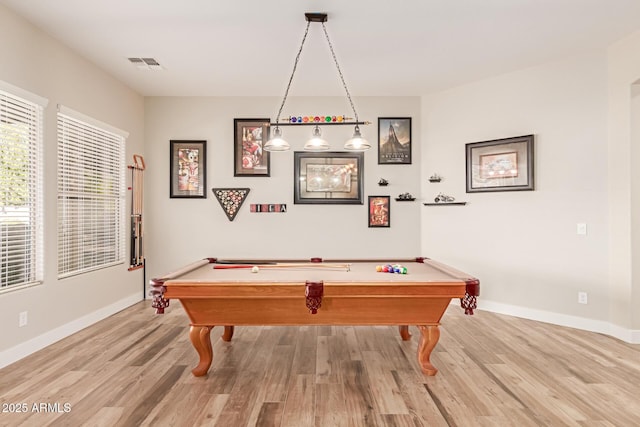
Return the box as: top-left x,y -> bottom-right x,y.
251,266 -> 259,273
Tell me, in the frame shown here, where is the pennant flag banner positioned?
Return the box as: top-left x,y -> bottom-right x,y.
212,188 -> 250,221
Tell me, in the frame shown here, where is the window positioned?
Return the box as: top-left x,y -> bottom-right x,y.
57,106 -> 126,278
0,82 -> 46,292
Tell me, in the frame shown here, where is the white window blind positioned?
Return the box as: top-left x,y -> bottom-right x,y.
0,86 -> 45,291
57,108 -> 126,278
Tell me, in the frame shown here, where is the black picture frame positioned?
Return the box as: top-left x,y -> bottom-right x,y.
465,135 -> 535,193
294,151 -> 364,204
234,118 -> 270,177
170,140 -> 207,198
378,117 -> 412,164
368,196 -> 390,227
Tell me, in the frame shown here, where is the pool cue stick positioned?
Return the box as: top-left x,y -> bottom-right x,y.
139,168 -> 143,266
128,164 -> 136,267
134,173 -> 140,265
213,263 -> 351,271
134,155 -> 145,267
128,155 -> 146,270
135,160 -> 140,265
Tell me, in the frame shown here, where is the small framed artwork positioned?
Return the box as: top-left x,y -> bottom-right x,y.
368,196 -> 390,227
466,135 -> 534,193
234,118 -> 270,177
378,117 -> 411,164
170,140 -> 206,198
294,151 -> 364,204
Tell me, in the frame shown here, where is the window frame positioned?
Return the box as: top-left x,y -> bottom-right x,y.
0,81 -> 47,293
56,105 -> 128,279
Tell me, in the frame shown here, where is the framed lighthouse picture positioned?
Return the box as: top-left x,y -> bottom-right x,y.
378,117 -> 411,165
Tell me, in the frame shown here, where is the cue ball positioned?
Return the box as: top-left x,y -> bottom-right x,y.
251,266 -> 259,273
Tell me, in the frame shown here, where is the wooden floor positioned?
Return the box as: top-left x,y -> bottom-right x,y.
1,302 -> 639,427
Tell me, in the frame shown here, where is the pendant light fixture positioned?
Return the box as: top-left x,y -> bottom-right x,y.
264,13 -> 370,152
303,125 -> 330,151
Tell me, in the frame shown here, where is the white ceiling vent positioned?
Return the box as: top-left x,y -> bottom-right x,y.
128,57 -> 163,70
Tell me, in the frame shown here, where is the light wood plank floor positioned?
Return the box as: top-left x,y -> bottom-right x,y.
1,301 -> 639,426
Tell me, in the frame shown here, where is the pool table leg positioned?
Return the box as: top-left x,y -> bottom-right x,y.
417,325 -> 440,376
189,325 -> 213,377
222,326 -> 234,342
399,325 -> 411,340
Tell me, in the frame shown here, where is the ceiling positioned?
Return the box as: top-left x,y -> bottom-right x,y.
3,0 -> 640,97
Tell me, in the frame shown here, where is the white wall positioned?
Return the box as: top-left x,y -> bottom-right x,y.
608,30 -> 640,332
421,52 -> 614,329
632,84 -> 640,330
0,5 -> 145,365
144,96 -> 421,281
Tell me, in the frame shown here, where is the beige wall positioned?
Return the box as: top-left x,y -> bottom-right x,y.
0,5 -> 145,364
632,85 -> 640,330
608,30 -> 640,332
421,46 -> 640,341
421,51 -> 614,329
143,96 -> 422,281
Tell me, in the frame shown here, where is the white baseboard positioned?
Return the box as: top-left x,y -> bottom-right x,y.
0,293 -> 142,370
476,299 -> 640,344
3,295 -> 637,370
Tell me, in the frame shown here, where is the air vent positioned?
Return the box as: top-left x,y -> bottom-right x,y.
128,57 -> 163,70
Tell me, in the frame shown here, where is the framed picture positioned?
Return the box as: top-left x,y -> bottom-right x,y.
378,117 -> 411,164
234,118 -> 270,177
170,140 -> 206,198
466,135 -> 534,193
368,196 -> 390,227
294,151 -> 364,204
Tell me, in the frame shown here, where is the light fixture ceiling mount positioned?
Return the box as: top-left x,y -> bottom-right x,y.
304,12 -> 328,23
264,13 -> 370,152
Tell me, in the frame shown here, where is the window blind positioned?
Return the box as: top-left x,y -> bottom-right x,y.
57,110 -> 126,278
0,87 -> 44,291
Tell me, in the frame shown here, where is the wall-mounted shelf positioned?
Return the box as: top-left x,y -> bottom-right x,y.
395,198 -> 416,202
423,202 -> 467,206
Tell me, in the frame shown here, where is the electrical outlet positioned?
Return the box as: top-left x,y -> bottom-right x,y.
19,311 -> 28,327
577,223 -> 587,235
578,292 -> 588,304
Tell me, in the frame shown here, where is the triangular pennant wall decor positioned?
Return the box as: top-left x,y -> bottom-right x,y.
212,188 -> 250,221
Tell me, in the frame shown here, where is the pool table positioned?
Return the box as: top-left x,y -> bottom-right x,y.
150,257 -> 479,377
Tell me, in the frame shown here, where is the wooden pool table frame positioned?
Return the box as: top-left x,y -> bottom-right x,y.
150,257 -> 479,377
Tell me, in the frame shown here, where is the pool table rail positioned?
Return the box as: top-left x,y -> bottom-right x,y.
150,257 -> 479,315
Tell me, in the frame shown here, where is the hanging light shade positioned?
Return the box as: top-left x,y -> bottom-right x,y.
265,13 -> 370,152
264,126 -> 290,151
343,125 -> 371,151
304,125 -> 331,151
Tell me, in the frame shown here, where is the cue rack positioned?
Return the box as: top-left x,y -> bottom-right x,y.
128,154 -> 145,272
